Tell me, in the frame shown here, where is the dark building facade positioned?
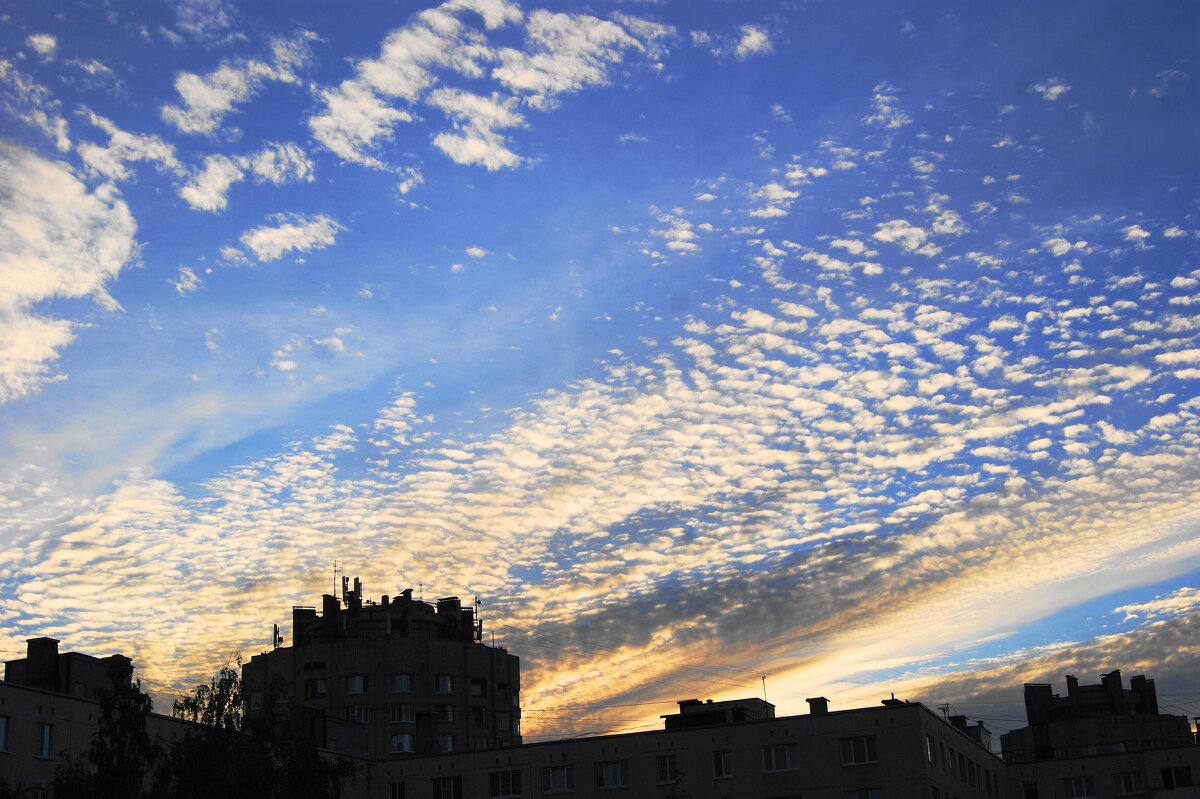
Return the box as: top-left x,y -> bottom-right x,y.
1002,670 -> 1200,798
242,578 -> 521,758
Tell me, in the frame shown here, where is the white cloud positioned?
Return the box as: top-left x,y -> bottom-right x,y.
735,25 -> 772,58
178,154 -> 244,212
26,34 -> 57,56
161,32 -> 316,134
466,246 -> 487,258
1163,226 -> 1187,238
1122,224 -> 1151,242
0,144 -> 137,402
248,142 -> 314,184
748,182 -> 799,218
428,88 -> 524,170
76,113 -> 182,182
396,166 -> 424,195
172,267 -> 201,295
239,214 -> 343,262
872,219 -> 928,252
170,0 -> 237,42
862,82 -> 911,129
1030,78 -> 1071,101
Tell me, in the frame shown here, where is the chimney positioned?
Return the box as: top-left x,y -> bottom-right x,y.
806,696 -> 829,715
25,638 -> 60,690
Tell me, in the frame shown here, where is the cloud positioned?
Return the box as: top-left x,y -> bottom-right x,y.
238,213 -> 342,262
171,267 -> 202,295
178,154 -> 244,211
1030,78 -> 1071,101
308,1 -> 670,168
862,82 -> 911,129
466,246 -> 487,258
248,142 -> 314,184
170,0 -> 237,42
160,32 -> 316,134
76,112 -> 182,182
0,144 -> 137,403
26,34 -> 57,57
748,182 -> 799,218
735,25 -> 772,58
872,219 -> 928,251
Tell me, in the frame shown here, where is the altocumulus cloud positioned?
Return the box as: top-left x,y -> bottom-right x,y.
238,213 -> 343,262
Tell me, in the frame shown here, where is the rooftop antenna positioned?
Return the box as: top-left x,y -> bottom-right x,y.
939,702 -> 952,719
475,595 -> 483,643
272,623 -> 283,650
762,675 -> 768,702
332,559 -> 343,597
419,583 -> 423,602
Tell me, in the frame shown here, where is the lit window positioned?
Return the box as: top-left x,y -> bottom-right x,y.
436,674 -> 454,694
390,733 -> 413,753
762,743 -> 798,772
713,749 -> 733,778
392,673 -> 412,693
656,754 -> 677,784
840,736 -> 878,765
346,675 -> 367,694
593,760 -> 628,789
541,765 -> 574,793
488,769 -> 522,798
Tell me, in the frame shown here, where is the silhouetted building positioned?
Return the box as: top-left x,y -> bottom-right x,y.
1003,670 -> 1200,797
242,577 -> 521,758
0,638 -> 192,794
372,694 -> 1006,799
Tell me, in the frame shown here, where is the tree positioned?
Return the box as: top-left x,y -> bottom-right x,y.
159,663 -> 355,799
51,666 -> 159,799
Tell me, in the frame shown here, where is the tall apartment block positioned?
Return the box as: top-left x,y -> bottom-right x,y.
242,577 -> 521,758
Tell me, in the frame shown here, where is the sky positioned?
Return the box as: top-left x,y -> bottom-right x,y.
1,0 -> 1199,743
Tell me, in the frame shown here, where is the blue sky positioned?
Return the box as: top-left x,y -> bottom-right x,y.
1,0 -> 1199,739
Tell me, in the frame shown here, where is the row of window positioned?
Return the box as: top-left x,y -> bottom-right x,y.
348,705 -> 519,732
390,772 -> 883,799
925,733 -> 999,795
301,674 -> 519,702
1023,766 -> 1193,799
0,716 -> 53,759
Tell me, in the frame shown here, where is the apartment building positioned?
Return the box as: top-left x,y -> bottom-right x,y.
372,695 -> 1007,799
242,578 -> 522,758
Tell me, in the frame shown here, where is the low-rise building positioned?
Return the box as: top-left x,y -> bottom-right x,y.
372,695 -> 1006,799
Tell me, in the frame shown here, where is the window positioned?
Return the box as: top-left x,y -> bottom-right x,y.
541,765 -> 574,793
0,716 -> 7,751
1163,767 -> 1194,789
472,706 -> 488,726
37,723 -> 52,758
436,674 -> 454,694
305,678 -> 326,698
249,691 -> 263,710
438,733 -> 455,753
437,704 -> 455,723
1021,783 -> 1039,799
392,673 -> 412,693
925,734 -> 936,764
392,703 -> 415,723
388,782 -> 405,799
1112,772 -> 1144,794
656,754 -> 677,784
348,705 -> 369,724
593,760 -> 628,789
346,675 -> 367,694
712,749 -> 733,778
471,677 -> 488,697
1062,775 -> 1095,798
472,735 -> 491,750
489,769 -> 522,798
840,736 -> 878,765
763,742 -> 798,772
390,733 -> 413,753
432,776 -> 463,799
842,790 -> 882,799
